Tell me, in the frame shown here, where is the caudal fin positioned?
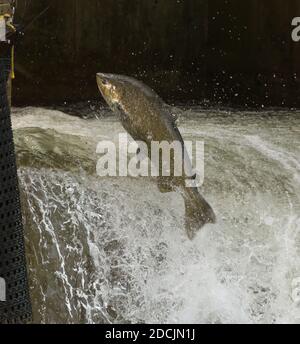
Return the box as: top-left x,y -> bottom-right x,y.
184,188 -> 216,240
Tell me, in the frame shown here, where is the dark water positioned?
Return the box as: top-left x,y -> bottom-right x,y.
11,106 -> 300,324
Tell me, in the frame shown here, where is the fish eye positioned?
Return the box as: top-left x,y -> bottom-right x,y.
102,79 -> 109,86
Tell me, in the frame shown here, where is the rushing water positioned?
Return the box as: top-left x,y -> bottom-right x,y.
11,106 -> 300,324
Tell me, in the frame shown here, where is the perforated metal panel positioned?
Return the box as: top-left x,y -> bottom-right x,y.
0,57 -> 32,324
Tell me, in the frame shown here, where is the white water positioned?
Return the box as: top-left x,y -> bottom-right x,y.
12,106 -> 300,324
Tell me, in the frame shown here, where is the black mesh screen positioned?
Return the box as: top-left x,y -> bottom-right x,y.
0,57 -> 32,324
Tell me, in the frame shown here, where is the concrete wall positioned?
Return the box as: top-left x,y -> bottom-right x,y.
13,0 -> 300,107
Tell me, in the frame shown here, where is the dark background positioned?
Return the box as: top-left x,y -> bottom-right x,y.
13,0 -> 300,108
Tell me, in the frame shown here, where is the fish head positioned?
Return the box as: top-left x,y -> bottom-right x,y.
97,73 -> 161,115
96,73 -> 128,111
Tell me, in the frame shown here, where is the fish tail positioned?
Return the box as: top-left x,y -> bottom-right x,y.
183,187 -> 216,240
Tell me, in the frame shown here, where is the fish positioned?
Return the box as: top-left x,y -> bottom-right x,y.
96,73 -> 216,239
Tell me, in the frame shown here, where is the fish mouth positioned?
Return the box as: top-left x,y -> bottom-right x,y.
96,73 -> 107,85
96,73 -> 107,80
97,73 -> 114,92
96,73 -> 109,95
96,73 -> 116,107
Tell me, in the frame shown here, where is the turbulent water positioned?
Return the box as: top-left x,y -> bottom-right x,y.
11,106 -> 300,324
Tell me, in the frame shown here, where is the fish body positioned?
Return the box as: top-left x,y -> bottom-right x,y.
97,73 -> 216,239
